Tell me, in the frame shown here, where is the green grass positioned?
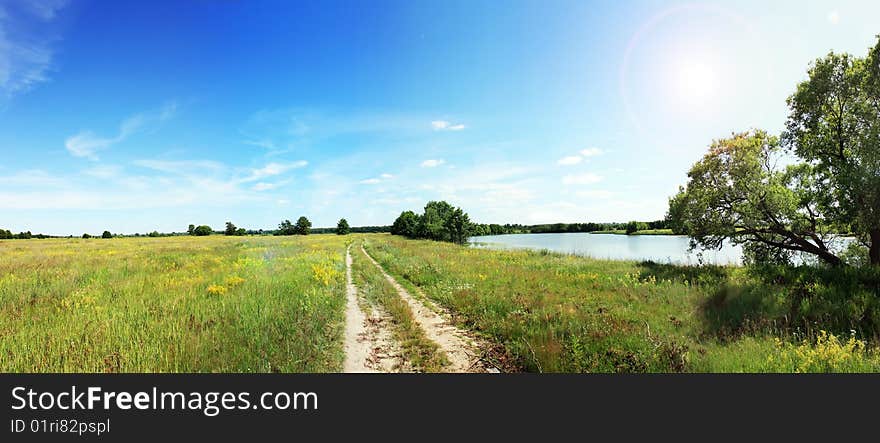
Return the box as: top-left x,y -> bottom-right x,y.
350,242 -> 447,372
590,230 -> 627,235
362,234 -> 880,373
0,235 -> 349,372
630,229 -> 675,235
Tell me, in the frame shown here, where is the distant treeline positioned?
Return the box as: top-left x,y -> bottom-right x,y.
3,217 -> 667,241
0,230 -> 54,239
469,219 -> 673,236
311,225 -> 390,234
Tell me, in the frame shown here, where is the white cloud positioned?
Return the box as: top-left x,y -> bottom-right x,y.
580,147 -> 603,157
64,132 -> 119,160
134,160 -> 225,175
252,182 -> 279,191
420,159 -> 445,168
431,120 -> 466,131
20,0 -> 69,21
562,173 -> 603,185
0,1 -> 69,102
380,173 -> 394,179
242,161 -> 307,182
557,156 -> 583,166
359,178 -> 381,185
64,103 -> 178,160
83,165 -> 122,179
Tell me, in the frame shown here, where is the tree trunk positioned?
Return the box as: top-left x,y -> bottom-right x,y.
816,248 -> 844,267
870,229 -> 880,266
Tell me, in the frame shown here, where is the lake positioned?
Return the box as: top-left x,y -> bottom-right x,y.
469,233 -> 744,265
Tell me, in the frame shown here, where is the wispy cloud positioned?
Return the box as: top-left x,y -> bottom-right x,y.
556,147 -> 603,167
420,159 -> 445,168
133,159 -> 225,175
580,147 -> 603,157
240,161 -> 308,183
431,120 -> 466,131
82,164 -> 122,179
562,173 -> 603,185
359,172 -> 394,185
0,1 -> 69,102
557,155 -> 583,166
64,103 -> 178,160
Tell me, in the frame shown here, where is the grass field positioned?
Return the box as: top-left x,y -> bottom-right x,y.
3,233 -> 878,373
363,234 -> 880,372
0,235 -> 349,372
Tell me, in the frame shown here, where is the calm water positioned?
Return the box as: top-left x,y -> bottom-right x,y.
469,233 -> 744,265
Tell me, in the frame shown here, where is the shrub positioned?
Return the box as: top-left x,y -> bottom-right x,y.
192,225 -> 212,236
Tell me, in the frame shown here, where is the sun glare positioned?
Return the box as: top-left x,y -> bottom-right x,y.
673,60 -> 718,107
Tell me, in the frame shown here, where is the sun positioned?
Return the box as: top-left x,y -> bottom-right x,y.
673,60 -> 718,107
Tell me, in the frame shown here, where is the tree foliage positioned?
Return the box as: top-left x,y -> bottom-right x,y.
782,40 -> 880,265
102,231 -> 113,239
336,218 -> 350,235
295,216 -> 312,235
668,130 -> 847,266
391,201 -> 472,244
670,38 -> 880,267
277,219 -> 296,235
192,225 -> 212,236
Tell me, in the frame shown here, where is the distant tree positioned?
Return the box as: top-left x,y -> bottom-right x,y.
147,231 -> 161,237
236,228 -> 247,236
187,224 -> 196,236
225,222 -> 238,236
391,201 -> 474,244
445,207 -> 472,244
336,218 -> 350,235
82,233 -> 91,239
192,225 -> 212,236
102,231 -> 112,239
418,201 -> 454,240
295,216 -> 312,235
0,229 -> 13,239
16,231 -> 32,240
391,211 -> 419,237
277,219 -> 296,235
625,221 -> 648,235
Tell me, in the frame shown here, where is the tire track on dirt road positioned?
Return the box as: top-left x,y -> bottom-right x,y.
360,245 -> 497,373
343,245 -> 407,373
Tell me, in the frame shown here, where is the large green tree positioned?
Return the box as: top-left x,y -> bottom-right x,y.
278,219 -> 295,235
225,222 -> 238,236
391,211 -> 419,237
668,130 -> 844,266
336,218 -> 350,235
444,207 -> 472,244
671,38 -> 880,267
418,201 -> 454,241
783,39 -> 880,265
295,216 -> 312,235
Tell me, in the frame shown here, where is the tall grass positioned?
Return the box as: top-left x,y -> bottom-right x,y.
0,235 -> 348,372
362,234 -> 880,373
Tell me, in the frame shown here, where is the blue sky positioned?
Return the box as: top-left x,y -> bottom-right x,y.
1,0 -> 879,235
